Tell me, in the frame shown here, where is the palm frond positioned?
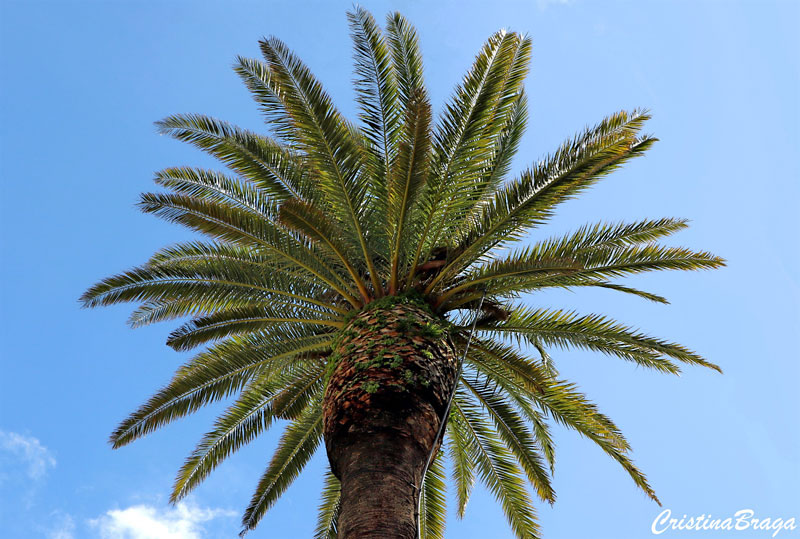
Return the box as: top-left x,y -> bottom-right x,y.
109,329 -> 330,448
534,379 -> 659,503
156,113 -> 308,200
420,449 -> 447,539
257,37 -> 383,295
446,403 -> 476,518
80,251 -> 358,313
313,467 -> 341,539
385,12 -> 425,114
240,399 -> 324,535
388,89 -> 432,292
461,340 -> 556,471
452,391 -> 541,539
171,361 -> 324,502
425,36 -> 533,256
479,306 -> 721,373
407,31 -> 531,284
348,7 -> 400,176
460,374 -> 555,504
441,239 -> 723,310
437,110 -> 656,283
165,305 -> 342,351
453,90 -> 528,243
278,197 -> 371,301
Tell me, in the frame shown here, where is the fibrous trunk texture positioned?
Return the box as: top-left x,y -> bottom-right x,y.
323,301 -> 456,538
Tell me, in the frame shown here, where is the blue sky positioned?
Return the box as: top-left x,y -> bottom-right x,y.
1,0 -> 798,538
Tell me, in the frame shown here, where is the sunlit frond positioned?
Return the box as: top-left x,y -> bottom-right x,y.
419,449 -> 447,539
240,399 -> 324,535
314,467 -> 341,539
171,361 -> 325,502
452,390 -> 541,539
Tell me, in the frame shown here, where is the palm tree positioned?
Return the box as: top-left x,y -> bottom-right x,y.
81,8 -> 724,539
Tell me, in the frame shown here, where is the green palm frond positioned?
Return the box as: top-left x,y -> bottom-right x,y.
156,113 -> 308,200
256,37 -> 382,295
165,305 -> 342,351
171,361 -> 325,502
534,379 -> 659,503
385,12 -> 425,114
420,449 -> 447,539
80,252 -> 355,313
313,468 -> 341,539
480,306 -> 720,373
154,167 -> 277,218
452,390 -> 540,539
109,329 -> 330,448
455,90 -> 528,239
440,238 -> 723,310
435,110 -> 656,286
240,398 -> 324,535
278,197 -> 371,301
426,36 -> 532,254
446,401 -> 476,518
348,7 -> 400,178
461,339 -> 556,468
460,374 -> 554,504
388,89 -> 432,292
407,31 -> 531,284
234,55 -> 299,144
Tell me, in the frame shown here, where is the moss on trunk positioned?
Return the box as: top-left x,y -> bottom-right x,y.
322,298 -> 456,538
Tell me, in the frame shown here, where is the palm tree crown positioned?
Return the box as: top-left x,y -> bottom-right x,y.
81,8 -> 724,538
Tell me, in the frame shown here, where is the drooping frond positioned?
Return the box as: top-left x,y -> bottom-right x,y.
171,361 -> 325,502
446,399 -> 476,518
313,468 -> 341,539
419,449 -> 447,539
460,374 -> 554,504
240,399 -> 324,535
451,389 -> 541,539
478,306 -> 721,373
462,341 -> 557,471
533,379 -> 659,503
108,329 -> 330,448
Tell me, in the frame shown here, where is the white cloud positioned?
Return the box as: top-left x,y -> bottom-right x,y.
89,502 -> 236,539
0,430 -> 56,481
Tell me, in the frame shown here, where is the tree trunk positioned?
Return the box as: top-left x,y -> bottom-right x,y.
322,300 -> 456,538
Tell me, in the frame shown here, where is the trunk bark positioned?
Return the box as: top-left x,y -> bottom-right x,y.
322,301 -> 456,538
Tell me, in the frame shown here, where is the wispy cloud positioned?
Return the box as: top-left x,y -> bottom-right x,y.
89,502 -> 236,539
0,430 -> 56,481
47,511 -> 76,539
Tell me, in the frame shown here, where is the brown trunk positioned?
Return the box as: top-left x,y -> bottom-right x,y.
323,300 -> 456,538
